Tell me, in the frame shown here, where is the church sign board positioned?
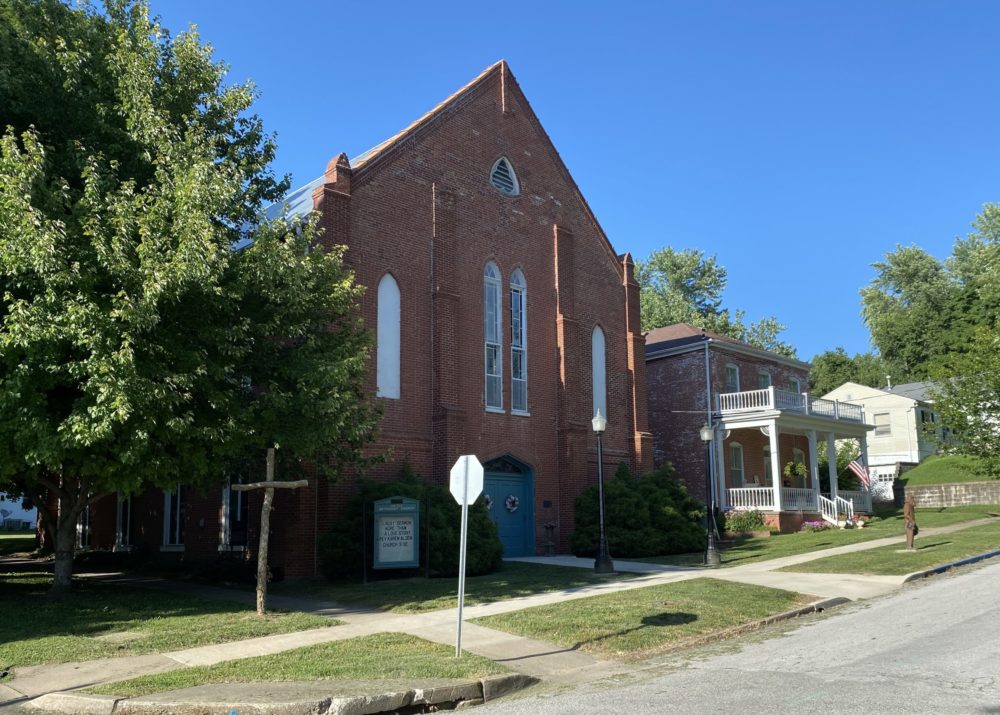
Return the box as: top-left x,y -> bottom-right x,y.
373,496 -> 420,569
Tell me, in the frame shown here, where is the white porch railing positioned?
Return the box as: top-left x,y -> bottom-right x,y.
818,494 -> 838,525
729,487 -> 775,511
728,487 -> 873,517
838,490 -> 872,513
718,388 -> 773,412
836,496 -> 855,523
717,387 -> 865,423
781,487 -> 816,511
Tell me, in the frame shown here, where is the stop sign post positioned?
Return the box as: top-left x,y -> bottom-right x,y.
450,455 -> 483,657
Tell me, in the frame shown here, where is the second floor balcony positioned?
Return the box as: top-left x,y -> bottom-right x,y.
717,386 -> 865,423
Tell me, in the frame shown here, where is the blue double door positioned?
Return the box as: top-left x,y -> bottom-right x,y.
483,456 -> 534,557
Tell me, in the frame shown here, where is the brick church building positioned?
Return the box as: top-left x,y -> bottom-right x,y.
77,61 -> 653,577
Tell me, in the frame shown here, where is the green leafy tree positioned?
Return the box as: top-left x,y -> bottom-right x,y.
808,348 -> 889,397
860,246 -> 957,380
931,324 -> 1000,478
0,0 -> 379,594
637,247 -> 795,357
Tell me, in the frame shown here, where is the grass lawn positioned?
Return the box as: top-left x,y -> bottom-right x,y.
272,561 -> 638,614
473,578 -> 810,660
0,572 -> 335,668
781,520 -> 1000,576
638,505 -> 1000,569
86,633 -> 505,698
0,532 -> 35,557
899,455 -> 992,485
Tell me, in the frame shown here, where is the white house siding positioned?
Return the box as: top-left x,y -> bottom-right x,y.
822,382 -> 938,468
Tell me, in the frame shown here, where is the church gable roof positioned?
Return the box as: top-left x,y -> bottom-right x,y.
271,62 -> 623,271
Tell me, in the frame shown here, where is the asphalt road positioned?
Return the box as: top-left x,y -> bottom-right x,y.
479,560 -> 1000,715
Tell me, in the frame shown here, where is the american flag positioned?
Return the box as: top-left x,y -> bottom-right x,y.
848,460 -> 871,489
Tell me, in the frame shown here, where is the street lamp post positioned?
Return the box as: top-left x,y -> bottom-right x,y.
592,410 -> 614,574
700,422 -> 722,567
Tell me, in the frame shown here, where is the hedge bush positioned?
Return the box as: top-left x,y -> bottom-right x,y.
720,509 -> 767,533
570,463 -> 706,558
318,465 -> 504,581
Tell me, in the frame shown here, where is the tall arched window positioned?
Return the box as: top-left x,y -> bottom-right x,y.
510,269 -> 527,414
592,326 -> 607,420
484,262 -> 503,410
376,274 -> 401,399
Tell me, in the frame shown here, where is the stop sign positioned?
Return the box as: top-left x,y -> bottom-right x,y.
449,455 -> 484,505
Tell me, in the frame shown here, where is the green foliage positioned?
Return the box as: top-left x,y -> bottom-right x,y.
808,348 -> 888,396
318,465 -> 504,581
637,247 -> 796,357
0,0 -> 380,590
931,324 -> 1000,476
571,463 -> 706,558
720,509 -> 767,533
783,461 -> 807,479
815,439 -> 862,493
860,203 -> 1000,385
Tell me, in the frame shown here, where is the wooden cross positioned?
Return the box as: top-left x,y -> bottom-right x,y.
232,446 -> 308,616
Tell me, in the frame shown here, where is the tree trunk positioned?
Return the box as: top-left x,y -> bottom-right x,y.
50,511 -> 77,598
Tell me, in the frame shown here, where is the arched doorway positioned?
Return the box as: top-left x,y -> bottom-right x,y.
482,455 -> 534,557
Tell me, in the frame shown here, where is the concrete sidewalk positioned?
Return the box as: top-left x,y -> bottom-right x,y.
5,515 -> 998,713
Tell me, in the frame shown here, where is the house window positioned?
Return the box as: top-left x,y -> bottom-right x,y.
510,269 -> 528,414
725,364 -> 740,392
116,493 -> 133,549
874,412 -> 891,437
729,443 -> 745,487
489,157 -> 520,196
163,484 -> 185,547
484,262 -> 503,411
758,370 -> 772,389
376,274 -> 401,400
592,326 -> 607,420
221,471 -> 249,549
789,377 -> 801,394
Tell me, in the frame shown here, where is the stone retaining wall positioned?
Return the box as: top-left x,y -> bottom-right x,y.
895,481 -> 1000,508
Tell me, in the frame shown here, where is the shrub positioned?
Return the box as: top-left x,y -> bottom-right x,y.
721,509 -> 767,533
570,463 -> 706,558
318,464 -> 503,581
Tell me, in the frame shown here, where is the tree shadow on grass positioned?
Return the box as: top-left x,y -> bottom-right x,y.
573,612 -> 697,650
0,571 -> 252,643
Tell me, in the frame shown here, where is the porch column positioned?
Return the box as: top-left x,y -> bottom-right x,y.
808,430 -> 820,506
859,434 -> 871,475
715,432 -> 728,509
768,422 -> 782,512
827,431 -> 839,501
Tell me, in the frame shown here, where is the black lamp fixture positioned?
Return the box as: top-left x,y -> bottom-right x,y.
700,422 -> 722,567
592,410 -> 614,574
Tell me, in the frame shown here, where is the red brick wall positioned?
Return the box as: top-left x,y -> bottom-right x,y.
646,342 -> 812,504
73,64 -> 648,577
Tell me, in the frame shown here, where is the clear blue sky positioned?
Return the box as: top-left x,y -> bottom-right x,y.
151,0 -> 1000,362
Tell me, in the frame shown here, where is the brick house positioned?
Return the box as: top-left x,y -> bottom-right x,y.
76,61 -> 653,574
645,323 -> 873,531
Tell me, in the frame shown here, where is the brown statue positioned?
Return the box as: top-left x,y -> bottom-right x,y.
903,494 -> 918,551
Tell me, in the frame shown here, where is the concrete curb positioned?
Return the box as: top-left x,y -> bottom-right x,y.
902,548 -> 1000,583
27,673 -> 540,715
